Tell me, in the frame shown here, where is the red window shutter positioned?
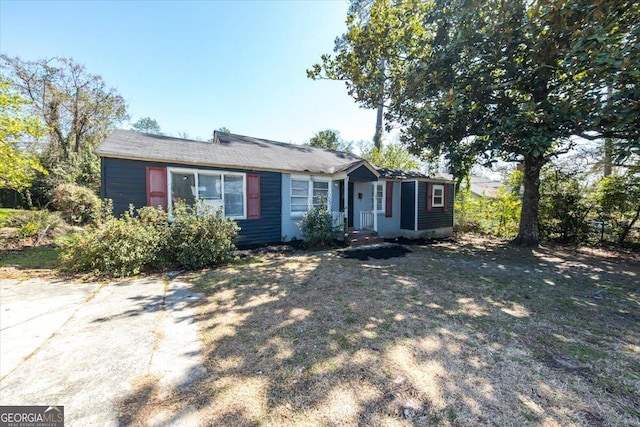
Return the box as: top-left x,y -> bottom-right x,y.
146,166 -> 167,211
385,181 -> 393,217
247,174 -> 261,220
443,184 -> 449,211
426,182 -> 433,211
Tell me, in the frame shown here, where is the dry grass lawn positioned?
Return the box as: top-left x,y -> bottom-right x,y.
125,236 -> 640,426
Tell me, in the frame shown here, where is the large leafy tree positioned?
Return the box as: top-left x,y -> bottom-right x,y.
1,55 -> 129,193
0,77 -> 48,191
131,117 -> 162,135
309,0 -> 639,245
306,129 -> 352,152
360,141 -> 420,171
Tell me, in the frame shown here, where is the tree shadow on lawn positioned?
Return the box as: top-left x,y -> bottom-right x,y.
116,237 -> 640,426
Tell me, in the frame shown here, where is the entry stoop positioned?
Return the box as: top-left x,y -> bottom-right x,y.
347,229 -> 385,246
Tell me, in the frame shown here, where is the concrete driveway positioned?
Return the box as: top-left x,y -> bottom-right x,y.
0,275 -> 204,426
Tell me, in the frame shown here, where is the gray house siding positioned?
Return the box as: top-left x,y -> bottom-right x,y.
101,157 -> 281,245
352,181 -> 373,229
281,174 -> 338,241
417,182 -> 454,230
376,181 -> 402,237
400,182 -> 415,230
281,174 -> 301,241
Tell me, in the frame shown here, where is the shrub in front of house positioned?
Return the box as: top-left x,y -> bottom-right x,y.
59,202 -> 240,277
60,206 -> 169,277
299,202 -> 335,248
168,201 -> 240,269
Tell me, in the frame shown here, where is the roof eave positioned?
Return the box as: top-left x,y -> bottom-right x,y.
97,152 -> 340,176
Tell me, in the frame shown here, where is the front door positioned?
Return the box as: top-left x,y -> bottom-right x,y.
339,181 -> 356,228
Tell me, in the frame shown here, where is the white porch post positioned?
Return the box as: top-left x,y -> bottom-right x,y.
373,182 -> 378,232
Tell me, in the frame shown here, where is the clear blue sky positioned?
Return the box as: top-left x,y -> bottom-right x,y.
1,0 -> 379,144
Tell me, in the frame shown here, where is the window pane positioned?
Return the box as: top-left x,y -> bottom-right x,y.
224,175 -> 244,217
433,185 -> 444,207
292,196 -> 308,212
313,181 -> 328,190
312,181 -> 329,207
292,180 -> 309,192
199,174 -> 222,200
372,184 -> 383,211
171,172 -> 196,206
291,180 -> 309,212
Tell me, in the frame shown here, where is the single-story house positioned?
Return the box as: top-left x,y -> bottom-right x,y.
95,130 -> 454,245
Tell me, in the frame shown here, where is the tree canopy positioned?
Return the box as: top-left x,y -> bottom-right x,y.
310,0 -> 640,245
306,129 -> 352,152
131,117 -> 162,135
0,77 -> 48,191
360,141 -> 420,171
1,55 -> 129,196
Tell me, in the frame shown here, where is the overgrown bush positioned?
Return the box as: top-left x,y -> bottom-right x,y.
299,202 -> 335,247
454,173 -> 522,239
60,201 -> 240,276
539,169 -> 591,243
592,173 -> 640,246
60,206 -> 169,277
10,209 -> 62,240
52,183 -> 100,225
168,202 -> 239,269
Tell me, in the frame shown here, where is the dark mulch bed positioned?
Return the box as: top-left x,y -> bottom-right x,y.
235,239 -> 347,258
338,244 -> 412,260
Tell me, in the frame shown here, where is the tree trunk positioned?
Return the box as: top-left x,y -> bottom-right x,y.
618,205 -> 640,246
373,103 -> 383,150
512,155 -> 545,246
604,86 -> 613,177
603,137 -> 613,177
373,58 -> 385,151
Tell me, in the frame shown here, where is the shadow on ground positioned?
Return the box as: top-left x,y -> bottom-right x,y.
114,236 -> 640,426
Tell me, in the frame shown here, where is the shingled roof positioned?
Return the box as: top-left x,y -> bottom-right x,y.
376,167 -> 431,180
95,129 -> 366,175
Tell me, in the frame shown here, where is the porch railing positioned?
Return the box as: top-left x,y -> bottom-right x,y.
360,210 -> 374,230
332,211 -> 345,228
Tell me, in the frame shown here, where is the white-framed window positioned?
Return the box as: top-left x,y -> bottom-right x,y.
432,184 -> 445,208
291,179 -> 309,213
290,175 -> 331,217
168,168 -> 246,219
313,181 -> 329,208
372,182 -> 385,212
